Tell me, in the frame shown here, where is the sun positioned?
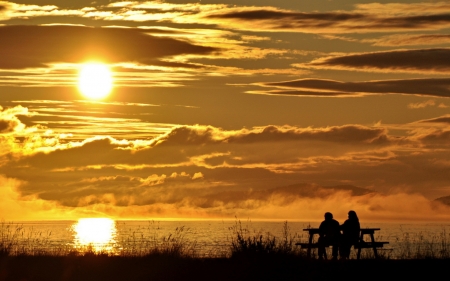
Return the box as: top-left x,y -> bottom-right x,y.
72,218 -> 117,253
78,62 -> 113,99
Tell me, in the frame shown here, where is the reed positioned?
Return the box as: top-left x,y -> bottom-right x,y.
118,225 -> 197,258
228,220 -> 303,258
392,228 -> 450,259
2,220 -> 450,260
0,221 -> 54,256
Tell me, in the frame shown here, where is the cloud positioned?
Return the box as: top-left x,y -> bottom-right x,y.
408,100 -> 436,109
0,1 -> 85,21
0,25 -> 216,69
0,175 -> 73,221
367,34 -> 450,47
1,122 -> 450,220
3,1 -> 450,34
418,129 -> 450,144
0,105 -> 30,133
2,168 -> 449,221
297,49 -> 450,74
418,115 -> 450,124
354,2 -> 450,15
3,1 -> 450,35
0,123 -> 394,214
154,124 -> 389,146
197,3 -> 450,33
254,78 -> 450,98
0,105 -> 42,163
247,89 -> 362,97
227,191 -> 450,222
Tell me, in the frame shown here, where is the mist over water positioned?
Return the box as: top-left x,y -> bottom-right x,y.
7,220 -> 450,258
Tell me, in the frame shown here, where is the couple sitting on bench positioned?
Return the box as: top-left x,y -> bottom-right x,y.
318,210 -> 360,260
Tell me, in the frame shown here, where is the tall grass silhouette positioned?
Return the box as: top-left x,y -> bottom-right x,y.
1,220 -> 450,259
228,220 -> 303,258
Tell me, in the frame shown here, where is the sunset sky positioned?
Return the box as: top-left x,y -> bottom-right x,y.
1,0 -> 450,221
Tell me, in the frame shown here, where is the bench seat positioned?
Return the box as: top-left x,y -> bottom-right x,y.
295,242 -> 319,248
354,241 -> 389,248
295,241 -> 389,249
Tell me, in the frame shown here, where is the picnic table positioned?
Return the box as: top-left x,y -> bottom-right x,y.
295,228 -> 389,259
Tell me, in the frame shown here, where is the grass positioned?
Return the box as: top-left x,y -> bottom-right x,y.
228,220 -> 303,258
1,220 -> 450,281
1,220 -> 450,260
393,228 -> 450,259
0,221 -> 55,256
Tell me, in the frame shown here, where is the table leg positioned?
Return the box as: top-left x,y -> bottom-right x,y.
307,234 -> 313,258
370,233 -> 378,258
357,233 -> 363,260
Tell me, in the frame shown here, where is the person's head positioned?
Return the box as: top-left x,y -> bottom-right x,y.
348,210 -> 358,220
324,212 -> 333,220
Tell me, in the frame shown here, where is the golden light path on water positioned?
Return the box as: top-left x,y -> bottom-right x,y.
72,218 -> 117,253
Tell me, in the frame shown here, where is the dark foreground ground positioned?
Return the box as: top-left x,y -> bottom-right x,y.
1,255 -> 448,281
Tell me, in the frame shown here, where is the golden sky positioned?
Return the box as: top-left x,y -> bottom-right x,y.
1,0 -> 450,221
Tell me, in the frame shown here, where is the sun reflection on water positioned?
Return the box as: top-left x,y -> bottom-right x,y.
72,218 -> 117,253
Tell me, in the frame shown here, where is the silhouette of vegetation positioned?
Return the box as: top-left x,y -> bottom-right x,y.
1,220 -> 450,280
229,220 -> 300,258
2,220 -> 450,259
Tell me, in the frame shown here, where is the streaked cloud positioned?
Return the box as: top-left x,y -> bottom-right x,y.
298,49 -> 450,74
3,1 -> 450,34
0,1 -> 85,21
197,3 -> 450,33
418,115 -> 450,124
0,25 -> 216,69
6,100 -> 176,140
354,2 -> 450,15
367,34 -> 450,47
253,78 -> 450,98
408,100 -> 436,109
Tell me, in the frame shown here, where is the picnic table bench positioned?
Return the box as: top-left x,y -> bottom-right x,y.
295,228 -> 389,259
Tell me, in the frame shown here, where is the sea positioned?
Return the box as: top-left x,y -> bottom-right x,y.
1,220 -> 449,258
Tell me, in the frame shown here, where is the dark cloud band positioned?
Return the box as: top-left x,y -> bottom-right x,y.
305,48 -> 450,73
0,25 -> 217,69
259,78 -> 450,98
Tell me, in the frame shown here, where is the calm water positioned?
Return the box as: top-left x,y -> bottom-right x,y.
2,220 -> 449,258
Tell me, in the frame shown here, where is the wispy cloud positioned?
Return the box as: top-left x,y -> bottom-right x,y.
253,78 -> 450,98
196,3 -> 450,33
418,115 -> 450,124
298,49 -> 450,74
366,34 -> 450,47
0,25 -> 216,69
6,100 -> 176,140
4,1 -> 450,34
408,100 -> 436,109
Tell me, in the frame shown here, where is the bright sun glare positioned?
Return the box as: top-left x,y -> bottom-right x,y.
78,62 -> 113,99
73,218 -> 116,252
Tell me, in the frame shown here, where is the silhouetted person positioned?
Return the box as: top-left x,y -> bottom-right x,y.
318,212 -> 340,260
339,210 -> 360,259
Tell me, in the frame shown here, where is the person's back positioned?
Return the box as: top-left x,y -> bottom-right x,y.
319,216 -> 340,239
340,210 -> 360,259
318,212 -> 340,260
341,217 -> 360,241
